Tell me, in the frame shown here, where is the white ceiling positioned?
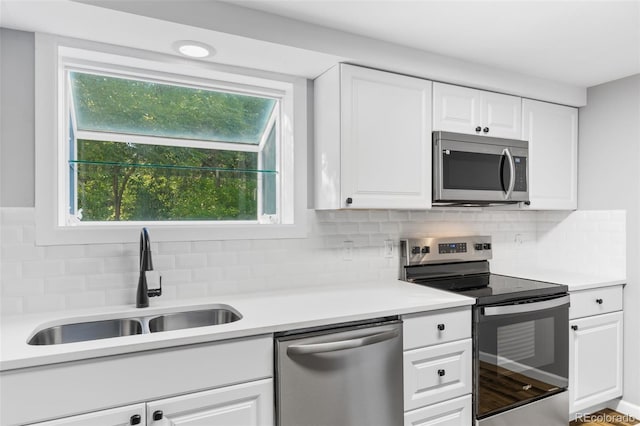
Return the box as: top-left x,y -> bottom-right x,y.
229,0 -> 640,87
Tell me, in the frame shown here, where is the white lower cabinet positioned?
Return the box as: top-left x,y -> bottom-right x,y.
32,380 -> 273,426
402,308 -> 472,425
569,285 -> 624,414
404,395 -> 472,426
3,336 -> 274,426
569,311 -> 623,413
147,379 -> 273,426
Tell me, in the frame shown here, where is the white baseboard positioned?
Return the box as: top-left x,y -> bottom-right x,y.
614,399 -> 640,419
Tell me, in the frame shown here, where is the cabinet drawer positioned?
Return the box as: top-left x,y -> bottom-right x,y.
403,307 -> 471,350
404,339 -> 472,411
570,286 -> 623,319
404,394 -> 471,426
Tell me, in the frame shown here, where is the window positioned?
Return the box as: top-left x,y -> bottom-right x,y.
68,69 -> 280,224
35,36 -> 306,244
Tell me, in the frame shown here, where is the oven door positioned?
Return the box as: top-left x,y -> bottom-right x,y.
474,294 -> 569,420
433,135 -> 529,203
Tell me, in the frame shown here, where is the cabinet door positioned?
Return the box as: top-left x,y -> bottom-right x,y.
569,311 -> 623,414
433,82 -> 481,135
482,91 -> 522,139
340,64 -> 432,209
31,404 -> 146,426
523,99 -> 578,210
147,379 -> 273,426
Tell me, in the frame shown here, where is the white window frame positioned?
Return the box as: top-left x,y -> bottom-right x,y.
35,34 -> 307,245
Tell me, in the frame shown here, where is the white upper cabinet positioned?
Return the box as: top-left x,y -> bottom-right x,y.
433,82 -> 522,140
315,64 -> 433,209
523,99 -> 578,210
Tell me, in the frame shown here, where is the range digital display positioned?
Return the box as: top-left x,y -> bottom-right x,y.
438,242 -> 467,254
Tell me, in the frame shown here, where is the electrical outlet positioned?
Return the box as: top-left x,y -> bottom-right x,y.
384,240 -> 394,258
343,240 -> 354,261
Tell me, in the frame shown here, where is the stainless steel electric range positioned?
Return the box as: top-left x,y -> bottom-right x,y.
400,236 -> 569,426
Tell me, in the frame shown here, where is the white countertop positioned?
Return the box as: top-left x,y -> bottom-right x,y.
0,280 -> 473,371
490,265 -> 626,291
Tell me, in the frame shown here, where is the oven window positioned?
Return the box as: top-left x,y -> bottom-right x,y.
476,304 -> 568,418
442,151 -> 510,191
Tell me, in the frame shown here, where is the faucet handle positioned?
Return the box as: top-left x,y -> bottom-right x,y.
146,272 -> 162,298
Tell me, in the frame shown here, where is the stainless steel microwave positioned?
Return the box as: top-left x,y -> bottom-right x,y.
433,131 -> 529,205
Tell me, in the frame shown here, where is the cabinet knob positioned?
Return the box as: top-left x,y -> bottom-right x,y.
345,197 -> 353,205
596,298 -> 603,304
153,410 -> 163,421
571,325 -> 578,331
475,126 -> 482,133
438,369 -> 446,377
437,323 -> 445,331
130,415 -> 142,425
483,127 -> 490,133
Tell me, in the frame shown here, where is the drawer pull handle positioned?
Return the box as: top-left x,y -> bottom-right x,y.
153,411 -> 163,421
596,298 -> 603,304
437,324 -> 445,331
571,325 -> 578,331
130,415 -> 142,425
438,369 -> 446,377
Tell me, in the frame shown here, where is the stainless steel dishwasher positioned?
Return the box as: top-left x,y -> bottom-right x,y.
275,318 -> 403,426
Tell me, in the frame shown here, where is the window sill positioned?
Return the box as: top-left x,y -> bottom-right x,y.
35,218 -> 308,246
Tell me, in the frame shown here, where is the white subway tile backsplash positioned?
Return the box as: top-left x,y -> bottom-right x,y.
44,276 -> 86,294
0,207 -> 626,316
22,260 -> 64,279
65,258 -> 104,276
175,253 -> 207,270
24,294 -> 66,314
67,291 -> 107,309
1,226 -> 22,245
45,245 -> 86,259
1,297 -> 23,316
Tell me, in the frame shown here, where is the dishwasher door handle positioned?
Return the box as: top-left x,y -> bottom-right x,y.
287,328 -> 400,356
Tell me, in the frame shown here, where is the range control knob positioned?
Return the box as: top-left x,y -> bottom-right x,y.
411,246 -> 421,255
421,246 -> 430,254
474,243 -> 483,251
483,243 -> 492,250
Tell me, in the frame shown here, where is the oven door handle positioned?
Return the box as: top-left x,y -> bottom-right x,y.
502,148 -> 516,200
483,295 -> 570,316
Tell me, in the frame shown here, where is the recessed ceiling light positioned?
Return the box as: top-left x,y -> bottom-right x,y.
173,41 -> 215,58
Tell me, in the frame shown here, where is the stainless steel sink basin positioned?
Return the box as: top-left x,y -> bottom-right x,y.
28,318 -> 143,345
148,308 -> 241,333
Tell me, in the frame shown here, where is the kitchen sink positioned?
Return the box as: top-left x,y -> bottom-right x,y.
28,318 -> 143,345
148,307 -> 242,333
27,305 -> 242,345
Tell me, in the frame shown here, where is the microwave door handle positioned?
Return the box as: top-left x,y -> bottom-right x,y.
502,148 -> 516,200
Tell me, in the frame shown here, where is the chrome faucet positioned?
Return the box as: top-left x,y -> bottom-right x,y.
136,227 -> 162,308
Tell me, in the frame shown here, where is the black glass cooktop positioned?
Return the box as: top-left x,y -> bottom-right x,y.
406,260 -> 568,305
454,274 -> 568,306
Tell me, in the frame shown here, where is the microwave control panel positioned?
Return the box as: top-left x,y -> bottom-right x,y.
514,157 -> 528,191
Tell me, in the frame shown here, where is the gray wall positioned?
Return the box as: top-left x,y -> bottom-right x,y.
0,28 -> 35,207
578,73 -> 640,409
